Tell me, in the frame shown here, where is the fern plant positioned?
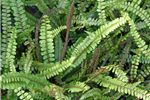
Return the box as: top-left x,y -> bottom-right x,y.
1,0 -> 150,100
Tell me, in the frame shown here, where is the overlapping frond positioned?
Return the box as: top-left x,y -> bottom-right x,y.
93,74 -> 150,100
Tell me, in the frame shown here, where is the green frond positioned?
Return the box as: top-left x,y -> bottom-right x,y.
132,0 -> 142,5
14,87 -> 33,100
125,2 -> 150,29
65,81 -> 90,93
1,72 -> 67,99
40,15 -> 66,63
121,12 -> 150,79
1,0 -> 12,51
10,0 -> 30,43
71,15 -> 128,70
38,56 -> 75,78
140,55 -> 150,64
67,37 -> 84,58
20,46 -> 33,73
80,88 -> 111,100
1,0 -> 12,72
107,1 -> 150,29
93,74 -> 150,100
63,15 -> 128,76
130,55 -> 140,79
1,72 -> 48,90
73,16 -> 100,26
138,64 -> 150,81
97,0 -> 107,25
127,54 -> 150,64
125,13 -> 148,54
107,65 -> 128,82
3,28 -> 17,72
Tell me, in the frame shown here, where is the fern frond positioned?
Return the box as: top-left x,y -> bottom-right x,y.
107,65 -> 128,82
127,54 -> 150,64
138,64 -> 150,81
4,28 -> 17,72
140,55 -> 150,64
125,2 -> 150,29
1,0 -> 12,51
130,55 -> 140,79
71,15 -> 128,69
80,88 -> 110,100
63,15 -> 128,77
1,0 -> 12,72
1,72 -> 48,90
10,0 -> 30,43
21,46 -> 33,73
39,56 -> 75,78
104,1 -> 150,29
40,15 -> 66,63
97,0 -> 107,25
73,16 -> 100,26
65,81 -> 90,93
1,72 -> 67,99
14,87 -> 33,100
93,74 -> 150,100
121,12 -> 149,79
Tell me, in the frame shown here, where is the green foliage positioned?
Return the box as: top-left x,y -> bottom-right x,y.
3,28 -> 17,72
64,81 -> 90,93
39,15 -> 66,63
93,74 -> 150,100
1,0 -> 150,100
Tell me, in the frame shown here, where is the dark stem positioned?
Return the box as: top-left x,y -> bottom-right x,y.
60,0 -> 74,61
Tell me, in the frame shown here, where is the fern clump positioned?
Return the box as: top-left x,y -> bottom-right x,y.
1,0 -> 150,100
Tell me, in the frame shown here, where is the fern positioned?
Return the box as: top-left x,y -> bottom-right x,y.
3,28 -> 17,72
14,87 -> 33,100
137,64 -> 150,81
1,0 -> 12,72
80,88 -> 111,100
123,12 -> 149,79
92,74 -> 150,100
10,0 -> 30,43
68,14 -> 128,73
64,81 -> 90,93
1,0 -> 150,99
73,16 -> 99,27
97,0 -> 107,25
1,72 -> 68,99
107,65 -> 128,82
39,15 -> 66,63
39,56 -> 75,78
